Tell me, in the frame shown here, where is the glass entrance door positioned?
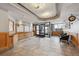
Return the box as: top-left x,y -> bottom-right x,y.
36,25 -> 39,35
34,22 -> 51,37
39,24 -> 45,36
45,26 -> 49,35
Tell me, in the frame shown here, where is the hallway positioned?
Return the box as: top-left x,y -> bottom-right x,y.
0,36 -> 79,56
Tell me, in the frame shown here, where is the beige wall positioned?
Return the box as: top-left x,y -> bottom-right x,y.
0,9 -> 8,32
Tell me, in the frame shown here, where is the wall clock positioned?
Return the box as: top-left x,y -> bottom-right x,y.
68,15 -> 76,22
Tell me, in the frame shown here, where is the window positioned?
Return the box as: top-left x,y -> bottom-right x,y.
36,25 -> 39,34
25,26 -> 29,32
52,23 -> 65,31
54,23 -> 65,29
17,25 -> 24,32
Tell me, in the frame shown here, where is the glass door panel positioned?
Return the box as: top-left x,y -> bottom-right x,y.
45,26 -> 49,35
39,24 -> 44,35
36,25 -> 39,35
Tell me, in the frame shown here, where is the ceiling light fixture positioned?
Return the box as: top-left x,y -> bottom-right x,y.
31,3 -> 45,9
41,12 -> 51,18
31,3 -> 40,9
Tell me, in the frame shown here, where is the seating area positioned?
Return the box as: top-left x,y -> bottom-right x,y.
60,33 -> 70,44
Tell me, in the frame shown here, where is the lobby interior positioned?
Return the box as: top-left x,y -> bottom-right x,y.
0,3 -> 79,56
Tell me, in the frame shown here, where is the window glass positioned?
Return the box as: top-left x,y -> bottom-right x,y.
17,25 -> 24,32
54,24 -> 65,29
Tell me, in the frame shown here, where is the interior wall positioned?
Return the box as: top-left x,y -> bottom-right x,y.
8,15 -> 16,35
0,9 -> 8,32
60,3 -> 79,33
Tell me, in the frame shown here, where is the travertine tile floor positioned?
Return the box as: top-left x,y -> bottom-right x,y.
0,36 -> 79,56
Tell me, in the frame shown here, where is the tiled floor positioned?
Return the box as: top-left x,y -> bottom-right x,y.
0,36 -> 79,56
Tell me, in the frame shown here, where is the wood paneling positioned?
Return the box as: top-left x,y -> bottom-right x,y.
0,32 -> 7,48
77,33 -> 79,48
67,32 -> 79,48
8,36 -> 13,48
17,32 -> 32,40
71,35 -> 78,47
0,32 -> 13,48
52,32 -> 62,36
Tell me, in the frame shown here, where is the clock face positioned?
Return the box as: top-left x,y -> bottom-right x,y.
68,15 -> 76,22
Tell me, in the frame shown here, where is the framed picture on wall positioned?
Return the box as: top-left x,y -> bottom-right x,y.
9,20 -> 14,32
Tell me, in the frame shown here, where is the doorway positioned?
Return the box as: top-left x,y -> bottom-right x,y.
33,22 -> 51,37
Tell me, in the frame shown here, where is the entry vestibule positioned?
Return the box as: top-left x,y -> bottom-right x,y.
34,22 -> 51,37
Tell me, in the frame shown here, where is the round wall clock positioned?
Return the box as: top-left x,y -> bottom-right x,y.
68,15 -> 76,22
